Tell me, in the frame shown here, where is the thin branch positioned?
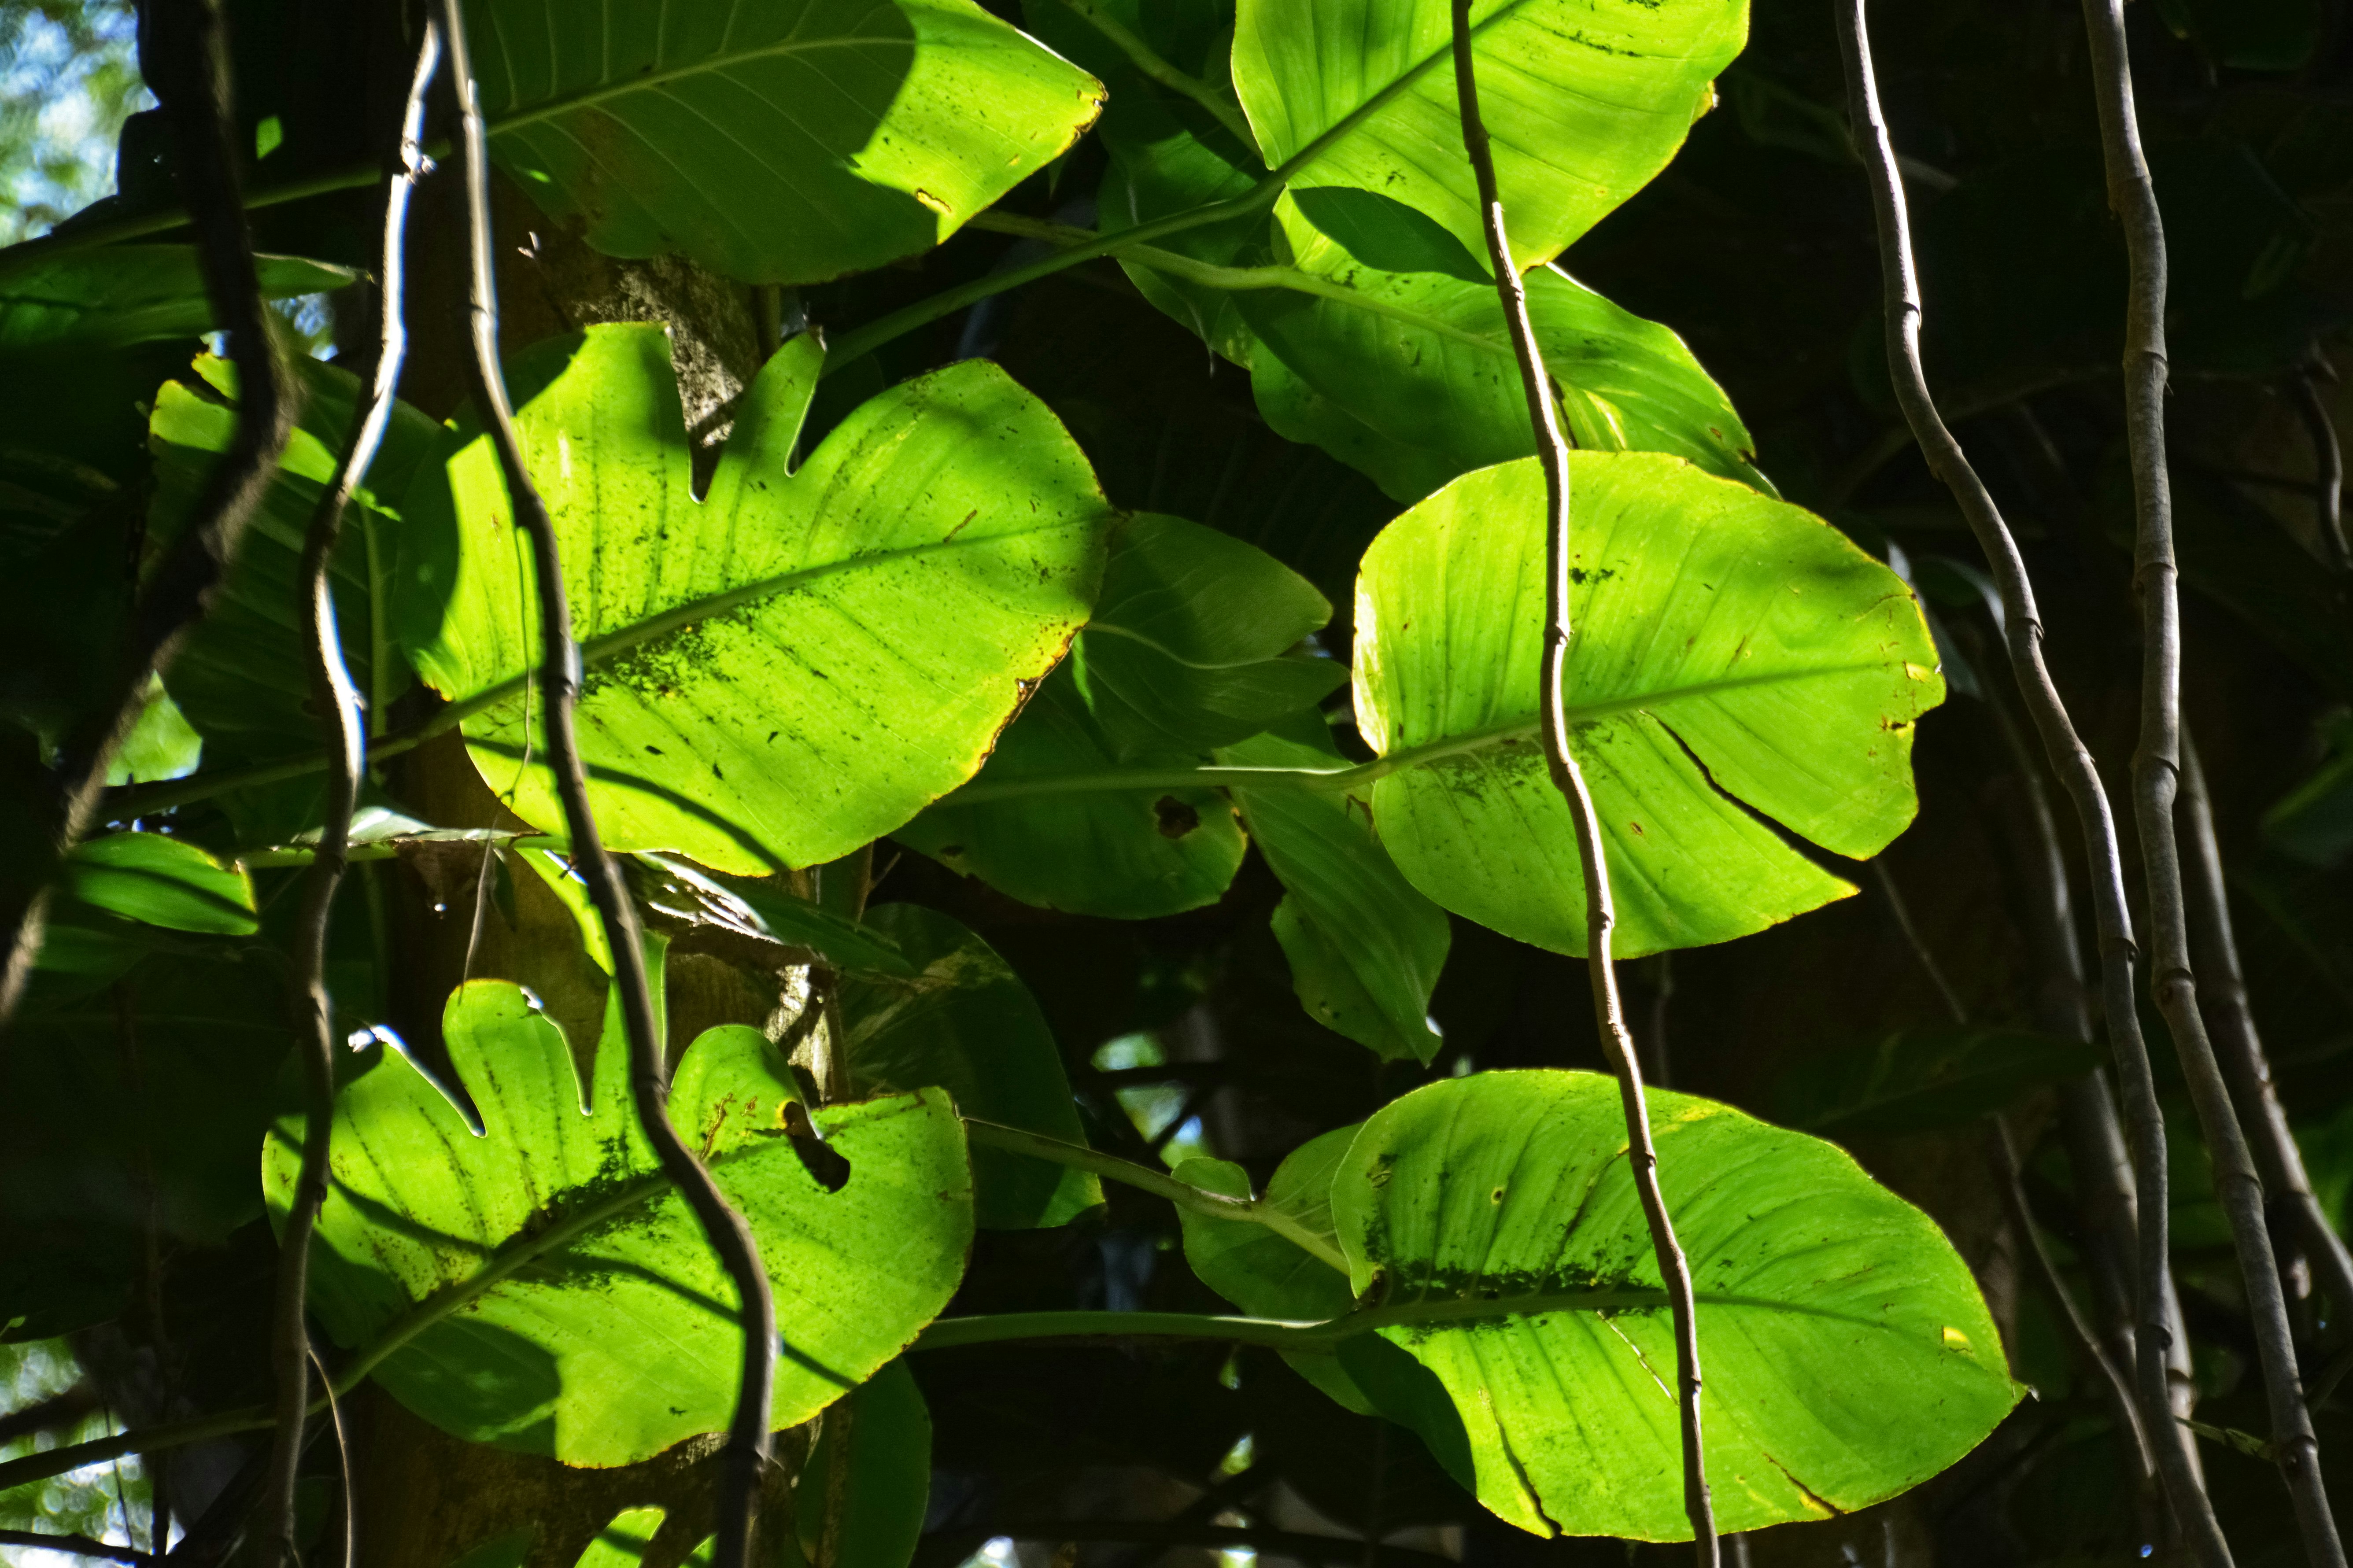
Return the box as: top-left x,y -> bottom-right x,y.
2290,371 -> 2349,573
1872,861 -> 1967,1026
0,1529 -> 159,1567
259,22 -> 440,1568
963,1119 -> 1349,1271
438,7 -> 777,1568
2179,734 -> 2353,1320
0,0 -> 294,1035
1450,9 -> 1713,1561
1053,0 -> 1254,146
2080,0 -> 2346,1560
0,1380 -> 100,1446
1833,2 -> 2227,1556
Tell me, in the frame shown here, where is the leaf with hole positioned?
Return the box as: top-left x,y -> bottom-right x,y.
1330,1069 -> 2018,1538
470,0 -> 1105,284
396,325 -> 1115,876
262,974 -> 973,1465
1353,451 -> 1942,956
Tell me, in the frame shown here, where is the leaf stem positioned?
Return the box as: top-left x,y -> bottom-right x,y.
1051,0 -> 1254,148
964,1119 -> 1350,1272
440,11 -> 777,1568
1837,2 -> 2228,1555
264,22 -> 441,1568
1449,5 -> 1716,1561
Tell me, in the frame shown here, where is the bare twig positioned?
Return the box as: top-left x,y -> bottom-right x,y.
0,0 -> 293,1033
2179,735 -> 2353,1322
258,22 -> 440,1568
1834,3 -> 2226,1556
2079,2 -> 2345,1560
1449,8 -> 1713,1559
438,7 -> 777,1566
2290,371 -> 2348,573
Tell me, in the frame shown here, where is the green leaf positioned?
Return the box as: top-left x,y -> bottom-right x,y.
470,0 -> 1105,284
797,1360 -> 931,1568
839,903 -> 1101,1228
1236,192 -> 1767,503
148,352 -> 443,840
107,675 -> 203,787
1221,719 -> 1448,1063
1768,1026 -> 2108,1138
1070,512 -> 1344,756
2264,712 -> 2353,867
1330,1070 -> 2019,1538
397,325 -> 1116,876
59,831 -> 258,935
264,978 -> 974,1465
897,513 -> 1326,917
715,877 -> 920,978
0,247 -> 352,352
1231,0 -> 1747,272
1354,453 -> 1942,956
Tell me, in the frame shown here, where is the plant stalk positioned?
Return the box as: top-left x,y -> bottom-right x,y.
2079,1 -> 2345,1559
2290,371 -> 2348,573
1835,0 -> 2227,1555
440,7 -> 778,1566
1449,5 -> 1713,1558
2179,733 -> 2353,1318
259,19 -> 440,1568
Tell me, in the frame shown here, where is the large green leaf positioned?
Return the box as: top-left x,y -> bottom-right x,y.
397,325 -> 1116,876
1354,453 -> 1942,956
1238,192 -> 1765,502
148,353 -> 443,840
839,903 -> 1101,1229
263,978 -> 973,1465
896,513 -> 1327,916
0,247 -> 351,351
795,1359 -> 931,1568
470,0 -> 1104,284
1231,0 -> 1747,272
1331,1070 -> 2018,1538
1221,719 -> 1448,1062
58,830 -> 258,936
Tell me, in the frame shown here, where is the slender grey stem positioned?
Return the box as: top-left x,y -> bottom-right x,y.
0,0 -> 294,1036
260,22 -> 440,1568
2291,372 -> 2348,573
2179,734 -> 2353,1321
963,1119 -> 1349,1271
439,8 -> 777,1568
2080,3 -> 2344,1561
1834,2 -> 2226,1556
1449,8 -> 1712,1560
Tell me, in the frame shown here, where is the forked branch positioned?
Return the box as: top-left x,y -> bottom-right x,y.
1448,7 -> 1715,1559
259,18 -> 442,1568
440,6 -> 779,1566
2080,1 -> 2345,1560
1833,1 -> 2226,1557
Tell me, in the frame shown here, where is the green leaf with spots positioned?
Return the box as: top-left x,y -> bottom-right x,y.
1353,452 -> 1943,957
397,324 -> 1116,876
1331,1070 -> 2018,1539
262,976 -> 973,1465
839,903 -> 1101,1229
470,0 -> 1105,284
1232,0 -> 1747,273
895,513 -> 1327,916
